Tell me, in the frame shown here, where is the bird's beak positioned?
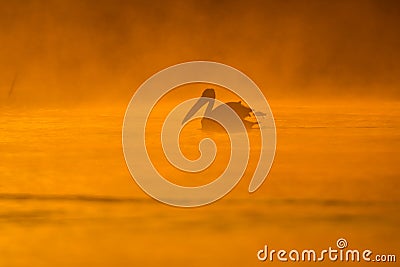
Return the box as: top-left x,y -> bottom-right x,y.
182,98 -> 211,125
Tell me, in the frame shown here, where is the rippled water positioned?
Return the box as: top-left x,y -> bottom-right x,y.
0,102 -> 399,266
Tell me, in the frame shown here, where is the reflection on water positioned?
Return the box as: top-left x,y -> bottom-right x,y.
0,102 -> 399,266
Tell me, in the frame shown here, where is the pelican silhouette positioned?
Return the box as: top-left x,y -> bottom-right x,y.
182,88 -> 257,131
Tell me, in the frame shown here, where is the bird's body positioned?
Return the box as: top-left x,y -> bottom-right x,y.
182,89 -> 258,131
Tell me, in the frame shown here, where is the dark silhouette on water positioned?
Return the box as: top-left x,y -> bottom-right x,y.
8,73 -> 18,98
182,88 -> 257,131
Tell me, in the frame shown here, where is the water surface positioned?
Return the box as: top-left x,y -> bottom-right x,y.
0,102 -> 399,266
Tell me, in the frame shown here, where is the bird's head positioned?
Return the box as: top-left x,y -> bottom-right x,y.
182,88 -> 216,125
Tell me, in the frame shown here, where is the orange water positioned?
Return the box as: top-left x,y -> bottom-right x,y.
0,101 -> 399,266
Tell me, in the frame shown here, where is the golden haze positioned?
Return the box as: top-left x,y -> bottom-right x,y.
0,1 -> 399,266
